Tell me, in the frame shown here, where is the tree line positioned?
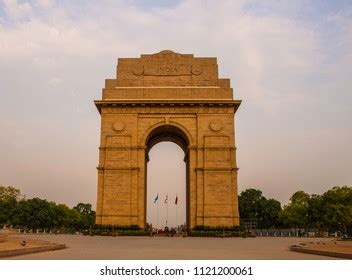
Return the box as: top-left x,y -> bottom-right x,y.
0,185 -> 95,232
1,185 -> 351,234
239,186 -> 352,234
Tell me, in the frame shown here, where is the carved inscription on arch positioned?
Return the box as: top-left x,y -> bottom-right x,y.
132,65 -> 203,76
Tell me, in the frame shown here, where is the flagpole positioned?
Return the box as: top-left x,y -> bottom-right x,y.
156,199 -> 159,229
176,194 -> 178,227
166,193 -> 168,228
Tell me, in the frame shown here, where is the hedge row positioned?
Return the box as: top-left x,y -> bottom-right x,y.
192,225 -> 241,232
188,230 -> 242,237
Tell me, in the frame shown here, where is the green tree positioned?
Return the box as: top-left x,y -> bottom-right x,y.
280,191 -> 310,228
12,198 -> 53,230
321,186 -> 352,234
64,207 -> 80,230
73,203 -> 96,230
1,185 -> 98,231
0,185 -> 21,201
51,203 -> 70,230
307,194 -> 323,231
261,198 -> 282,228
239,188 -> 282,229
0,185 -> 21,225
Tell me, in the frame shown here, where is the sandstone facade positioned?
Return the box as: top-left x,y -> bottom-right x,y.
95,50 -> 241,229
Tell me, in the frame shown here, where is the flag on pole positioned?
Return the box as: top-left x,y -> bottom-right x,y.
164,194 -> 168,203
175,195 -> 178,205
154,194 -> 159,203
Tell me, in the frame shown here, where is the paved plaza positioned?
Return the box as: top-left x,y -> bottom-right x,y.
6,235 -> 338,260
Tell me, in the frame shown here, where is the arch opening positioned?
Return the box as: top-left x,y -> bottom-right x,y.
145,124 -> 189,157
145,125 -> 190,230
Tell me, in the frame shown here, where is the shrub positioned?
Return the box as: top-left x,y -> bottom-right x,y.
189,230 -> 241,237
193,225 -> 241,232
89,224 -> 147,236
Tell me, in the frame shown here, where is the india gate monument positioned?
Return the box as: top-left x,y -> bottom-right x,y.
95,50 -> 241,229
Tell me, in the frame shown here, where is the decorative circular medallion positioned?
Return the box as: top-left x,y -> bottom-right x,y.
113,121 -> 125,132
191,65 -> 202,76
209,120 -> 223,132
132,65 -> 144,76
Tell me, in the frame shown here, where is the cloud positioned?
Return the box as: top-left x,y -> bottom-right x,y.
3,0 -> 32,19
35,0 -> 54,9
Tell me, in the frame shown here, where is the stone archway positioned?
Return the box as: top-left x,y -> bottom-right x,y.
94,50 -> 241,229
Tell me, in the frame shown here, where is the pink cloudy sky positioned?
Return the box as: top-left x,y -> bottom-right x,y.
0,1 -> 351,227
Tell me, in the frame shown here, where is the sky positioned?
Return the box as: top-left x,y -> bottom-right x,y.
147,142 -> 186,228
0,0 -> 351,227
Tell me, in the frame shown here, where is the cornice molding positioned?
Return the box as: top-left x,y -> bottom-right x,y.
95,99 -> 241,113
